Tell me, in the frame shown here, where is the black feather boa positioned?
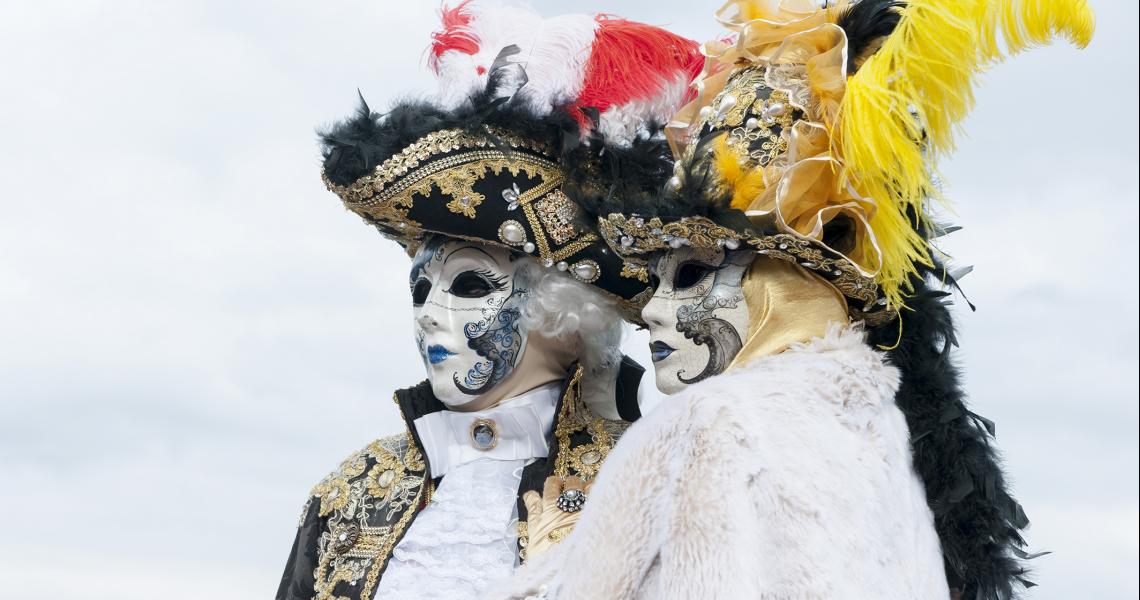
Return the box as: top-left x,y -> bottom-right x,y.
868,261 -> 1037,600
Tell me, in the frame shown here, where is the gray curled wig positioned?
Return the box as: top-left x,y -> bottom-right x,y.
513,254 -> 628,419
512,255 -> 625,376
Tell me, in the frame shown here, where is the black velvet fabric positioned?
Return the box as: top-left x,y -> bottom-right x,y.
275,499 -> 322,600
615,355 -> 645,422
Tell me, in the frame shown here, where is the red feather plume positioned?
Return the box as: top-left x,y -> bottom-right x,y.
430,0 -> 480,73
570,16 -> 705,125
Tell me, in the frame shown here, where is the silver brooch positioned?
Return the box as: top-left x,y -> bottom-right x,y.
556,488 -> 587,513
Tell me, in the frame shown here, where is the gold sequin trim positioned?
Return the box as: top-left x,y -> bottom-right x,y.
534,189 -> 578,245
324,127 -> 553,202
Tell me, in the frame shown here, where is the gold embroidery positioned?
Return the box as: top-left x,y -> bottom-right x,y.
547,525 -> 574,544
309,446 -> 372,517
322,125 -> 562,243
382,154 -> 555,212
552,367 -> 586,479
365,463 -> 400,500
360,475 -> 432,599
311,369 -> 638,596
601,213 -> 891,325
339,524 -> 391,560
403,446 -> 425,472
311,433 -> 431,600
520,185 -> 597,264
619,260 -> 650,283
552,367 -> 620,481
325,127 -> 553,202
441,174 -> 484,217
517,521 -> 529,563
517,374 -> 630,562
567,444 -> 606,480
312,476 -> 352,518
599,214 -> 743,258
704,67 -> 763,129
698,68 -> 797,170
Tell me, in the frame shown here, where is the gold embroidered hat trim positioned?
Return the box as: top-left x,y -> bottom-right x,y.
599,212 -> 894,325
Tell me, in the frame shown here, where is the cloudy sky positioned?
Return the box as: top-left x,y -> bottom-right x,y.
0,1 -> 1135,598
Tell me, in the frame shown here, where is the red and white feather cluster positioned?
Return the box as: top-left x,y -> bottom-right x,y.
429,1 -> 704,145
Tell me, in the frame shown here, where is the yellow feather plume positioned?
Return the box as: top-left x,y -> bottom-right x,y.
838,0 -> 1094,309
713,136 -> 768,211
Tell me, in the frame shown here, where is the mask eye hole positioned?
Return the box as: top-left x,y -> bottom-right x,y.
649,273 -> 661,291
411,279 -> 431,306
449,269 -> 507,298
673,261 -> 715,290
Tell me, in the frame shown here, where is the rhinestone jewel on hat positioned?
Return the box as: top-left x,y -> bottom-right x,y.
556,488 -> 587,513
502,183 -> 521,211
469,418 -> 499,451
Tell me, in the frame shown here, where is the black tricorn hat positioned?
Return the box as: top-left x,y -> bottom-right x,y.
320,47 -> 700,318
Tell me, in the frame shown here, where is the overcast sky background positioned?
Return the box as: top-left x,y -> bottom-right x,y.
0,1 -> 1135,598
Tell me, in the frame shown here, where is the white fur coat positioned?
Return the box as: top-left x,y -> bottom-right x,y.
500,326 -> 949,599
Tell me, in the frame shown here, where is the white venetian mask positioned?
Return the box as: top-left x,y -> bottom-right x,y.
410,238 -> 530,407
641,246 -> 752,395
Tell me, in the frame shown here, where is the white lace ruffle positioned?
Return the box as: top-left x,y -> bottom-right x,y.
374,458 -> 524,599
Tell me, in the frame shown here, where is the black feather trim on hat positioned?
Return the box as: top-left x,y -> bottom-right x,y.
319,47 -> 674,203
321,92 -> 578,188
575,131 -> 741,229
560,118 -> 677,232
868,253 -> 1039,600
319,81 -> 675,238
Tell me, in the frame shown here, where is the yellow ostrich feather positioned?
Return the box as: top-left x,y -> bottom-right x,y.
838,0 -> 1094,309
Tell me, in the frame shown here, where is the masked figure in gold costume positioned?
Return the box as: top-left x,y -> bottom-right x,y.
503,0 -> 1094,598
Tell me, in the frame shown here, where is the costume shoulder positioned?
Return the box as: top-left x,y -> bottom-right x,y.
276,432 -> 427,600
307,432 -> 423,519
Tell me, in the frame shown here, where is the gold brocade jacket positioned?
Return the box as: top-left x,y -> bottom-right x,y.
275,359 -> 644,600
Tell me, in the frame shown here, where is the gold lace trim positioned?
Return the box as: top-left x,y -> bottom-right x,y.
599,213 -> 744,258
599,213 -> 895,325
552,366 -> 620,480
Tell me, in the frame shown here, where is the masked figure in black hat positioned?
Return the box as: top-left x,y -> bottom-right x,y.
275,3 -> 704,599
